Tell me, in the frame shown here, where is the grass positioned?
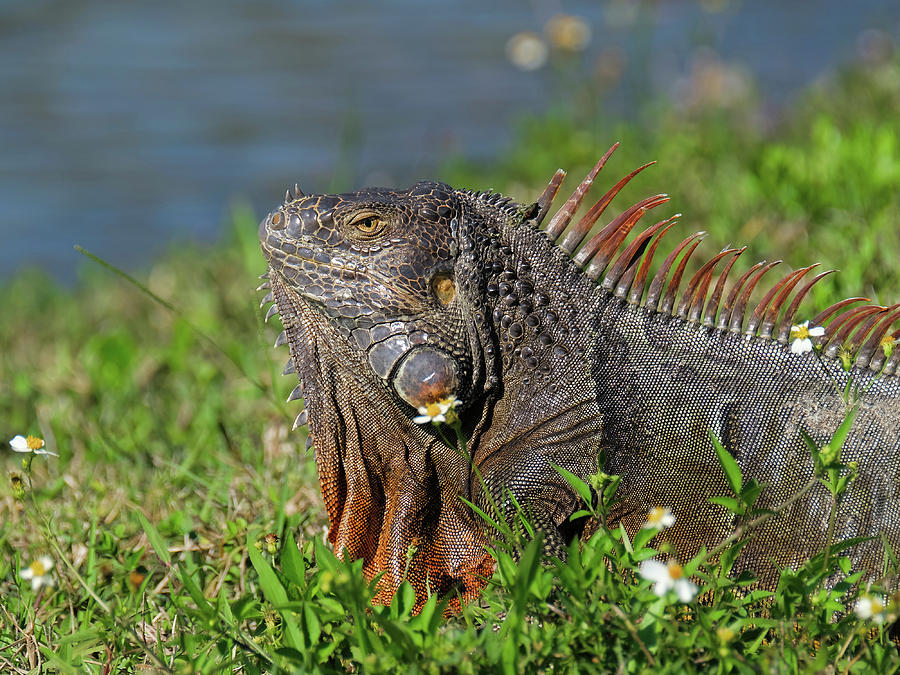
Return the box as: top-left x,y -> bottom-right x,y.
2,56 -> 900,672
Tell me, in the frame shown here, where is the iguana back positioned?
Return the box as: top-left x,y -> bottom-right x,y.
258,144 -> 900,610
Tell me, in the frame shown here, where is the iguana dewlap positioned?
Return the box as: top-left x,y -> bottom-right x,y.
259,144 -> 900,612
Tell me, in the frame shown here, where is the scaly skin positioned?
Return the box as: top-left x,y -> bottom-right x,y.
259,152 -> 900,611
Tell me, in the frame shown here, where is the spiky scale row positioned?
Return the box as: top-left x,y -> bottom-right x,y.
677,248 -> 738,321
255,280 -> 308,434
536,143 -> 900,375
702,248 -> 745,328
284,183 -> 305,205
532,170 -> 566,226
645,232 -> 705,311
545,144 -> 617,241
858,305 -> 900,368
563,163 -> 657,256
756,265 -> 818,339
628,219 -> 679,306
603,216 -> 676,295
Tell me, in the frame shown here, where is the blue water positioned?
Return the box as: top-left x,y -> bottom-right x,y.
1,0 -> 898,283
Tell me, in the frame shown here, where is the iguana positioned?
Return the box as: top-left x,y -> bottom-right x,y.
258,143 -> 900,612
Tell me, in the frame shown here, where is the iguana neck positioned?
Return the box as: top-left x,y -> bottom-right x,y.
466,212 -> 608,489
271,276 -> 493,603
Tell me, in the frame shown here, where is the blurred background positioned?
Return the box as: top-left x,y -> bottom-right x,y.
2,0 -> 900,284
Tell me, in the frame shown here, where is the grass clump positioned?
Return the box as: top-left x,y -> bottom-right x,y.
3,58 -> 900,672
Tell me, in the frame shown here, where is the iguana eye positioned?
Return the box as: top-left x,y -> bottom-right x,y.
349,213 -> 384,236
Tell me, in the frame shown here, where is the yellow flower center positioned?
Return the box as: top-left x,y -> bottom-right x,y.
647,507 -> 666,524
871,598 -> 885,614
667,562 -> 684,579
26,436 -> 44,451
29,560 -> 48,576
790,325 -> 810,340
424,402 -> 442,417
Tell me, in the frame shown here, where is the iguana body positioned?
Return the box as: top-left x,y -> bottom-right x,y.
259,145 -> 900,610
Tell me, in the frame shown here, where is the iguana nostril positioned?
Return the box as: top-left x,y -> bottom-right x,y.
269,211 -> 285,230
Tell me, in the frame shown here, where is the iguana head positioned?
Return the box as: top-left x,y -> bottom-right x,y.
259,180 -> 500,412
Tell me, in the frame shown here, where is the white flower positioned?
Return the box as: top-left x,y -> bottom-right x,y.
412,397 -> 462,425
789,320 -> 825,355
639,559 -> 698,603
506,32 -> 549,71
642,506 -> 676,530
9,435 -> 57,456
855,594 -> 887,623
20,556 -> 55,591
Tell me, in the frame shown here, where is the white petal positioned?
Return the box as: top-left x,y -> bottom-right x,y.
412,415 -> 432,424
31,574 -> 54,591
798,320 -> 810,328
791,338 -> 812,355
20,567 -> 34,580
661,513 -> 676,528
432,414 -> 446,423
654,578 -> 674,596
39,556 -> 54,571
416,406 -> 429,415
33,447 -> 59,457
674,579 -> 698,603
639,559 -> 669,584
9,435 -> 30,452
808,326 -> 825,337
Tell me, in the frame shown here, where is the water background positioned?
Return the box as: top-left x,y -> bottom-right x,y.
2,0 -> 899,284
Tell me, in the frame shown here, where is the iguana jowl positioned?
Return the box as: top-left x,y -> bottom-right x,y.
259,144 -> 900,611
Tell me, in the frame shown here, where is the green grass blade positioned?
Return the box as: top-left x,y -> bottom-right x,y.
136,511 -> 171,566
246,531 -> 304,651
709,430 -> 743,496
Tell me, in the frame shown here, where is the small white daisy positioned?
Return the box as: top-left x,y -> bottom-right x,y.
854,594 -> 887,623
639,559 -> 698,603
642,506 -> 676,530
9,435 -> 57,456
789,320 -> 825,355
20,556 -> 55,591
412,397 -> 462,425
506,32 -> 549,71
